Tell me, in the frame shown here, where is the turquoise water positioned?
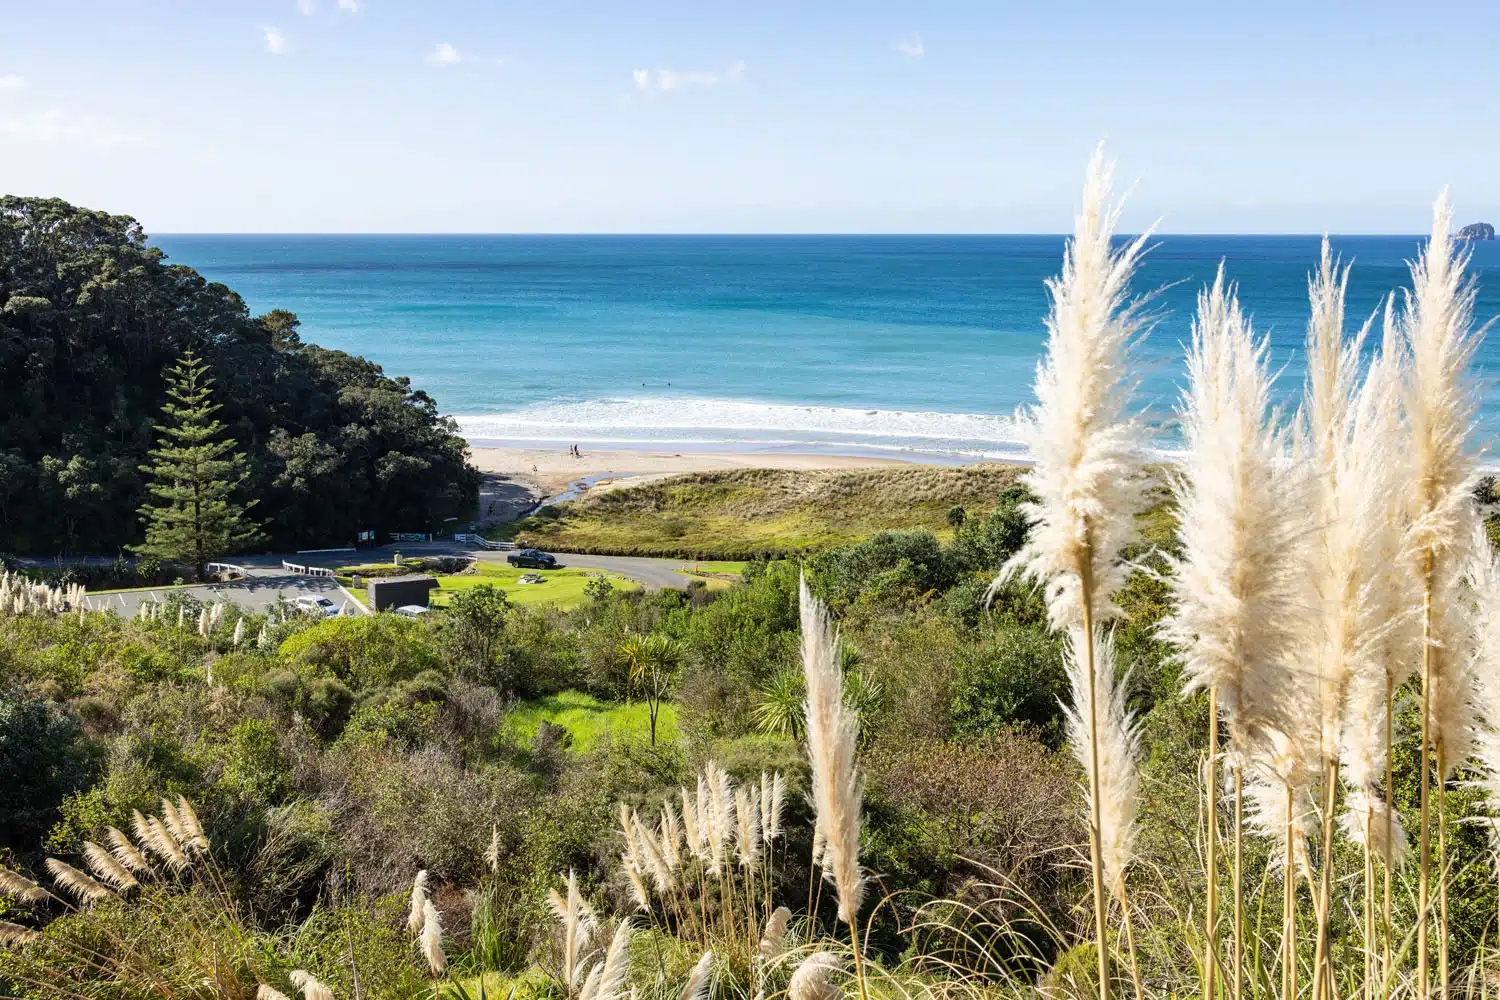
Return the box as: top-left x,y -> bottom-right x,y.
153,234 -> 1500,461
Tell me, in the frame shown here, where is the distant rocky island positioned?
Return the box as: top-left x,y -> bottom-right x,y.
1458,222 -> 1495,240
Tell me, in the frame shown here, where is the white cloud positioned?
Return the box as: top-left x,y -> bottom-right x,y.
632,60 -> 745,95
296,0 -> 317,14
263,26 -> 289,55
430,42 -> 461,66
895,35 -> 924,57
0,74 -> 25,92
338,0 -> 359,10
0,108 -> 144,150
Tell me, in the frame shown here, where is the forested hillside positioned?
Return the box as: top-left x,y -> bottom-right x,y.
0,197 -> 478,555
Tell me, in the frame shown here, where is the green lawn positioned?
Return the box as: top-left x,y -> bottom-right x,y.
430,561 -> 638,609
502,690 -> 677,751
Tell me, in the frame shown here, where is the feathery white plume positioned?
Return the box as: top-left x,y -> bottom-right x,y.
1062,628 -> 1141,897
0,919 -> 38,947
678,951 -> 715,1000
46,858 -> 112,905
82,841 -> 139,891
484,823 -> 500,872
996,144 -> 1151,630
1162,267 -> 1307,745
420,898 -> 447,976
106,826 -> 152,874
0,867 -> 50,904
406,870 -> 429,935
761,771 -> 786,843
289,970 -> 334,1000
759,905 -> 793,958
548,869 -> 599,991
257,985 -> 293,1000
1402,191 -> 1485,768
734,785 -> 761,868
788,952 -> 841,1000
799,576 -> 863,924
578,919 -> 633,1000
1337,304 -> 1415,860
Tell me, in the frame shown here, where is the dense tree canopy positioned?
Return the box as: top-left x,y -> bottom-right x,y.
0,196 -> 479,555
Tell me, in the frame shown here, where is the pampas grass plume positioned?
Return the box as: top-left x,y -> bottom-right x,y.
45,858 -> 112,905
1062,628 -> 1141,897
799,575 -> 863,924
420,898 -> 447,976
257,985 -> 293,1000
82,841 -> 139,891
289,970 -> 334,1000
678,951 -> 714,1000
759,905 -> 793,958
997,143 -> 1151,630
407,869 -> 429,935
0,867 -> 49,905
788,953 -> 841,1000
0,919 -> 38,947
1161,266 -> 1307,742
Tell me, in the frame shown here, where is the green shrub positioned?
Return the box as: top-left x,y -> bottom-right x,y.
278,615 -> 442,692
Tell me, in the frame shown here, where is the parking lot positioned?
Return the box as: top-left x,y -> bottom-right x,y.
84,571 -> 361,619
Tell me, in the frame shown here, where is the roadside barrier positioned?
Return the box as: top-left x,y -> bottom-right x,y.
282,560 -> 335,578
205,562 -> 249,577
455,533 -> 517,550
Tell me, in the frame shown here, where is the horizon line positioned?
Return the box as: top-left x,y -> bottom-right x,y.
150,230 -> 1462,239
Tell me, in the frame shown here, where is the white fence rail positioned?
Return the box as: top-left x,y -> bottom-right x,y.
282,560 -> 336,578
455,533 -> 517,550
205,562 -> 249,577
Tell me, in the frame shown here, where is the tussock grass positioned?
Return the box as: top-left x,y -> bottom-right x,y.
497,465 -> 1028,559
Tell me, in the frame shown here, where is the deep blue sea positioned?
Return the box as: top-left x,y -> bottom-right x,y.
152,234 -> 1500,462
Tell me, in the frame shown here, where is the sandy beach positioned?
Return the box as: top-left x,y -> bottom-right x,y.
468,446 -> 914,525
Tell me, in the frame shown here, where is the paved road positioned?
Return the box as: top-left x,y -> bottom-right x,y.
310,541 -> 726,591
61,543 -> 732,617
473,551 -> 716,590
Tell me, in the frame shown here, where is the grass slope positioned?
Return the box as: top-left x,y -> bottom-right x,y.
494,463 -> 1026,558
431,562 -> 638,609
501,690 -> 678,751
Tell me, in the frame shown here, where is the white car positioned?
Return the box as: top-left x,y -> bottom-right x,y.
393,605 -> 430,618
295,595 -> 340,618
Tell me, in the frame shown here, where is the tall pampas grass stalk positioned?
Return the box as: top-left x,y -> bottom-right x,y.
1163,267 -> 1310,1000
1334,301 -> 1413,999
1000,143 -> 1151,1000
1301,239 -> 1395,1000
799,575 -> 868,1000
1399,190 -> 1484,1000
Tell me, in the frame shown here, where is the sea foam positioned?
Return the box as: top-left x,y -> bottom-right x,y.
454,397 -> 1033,461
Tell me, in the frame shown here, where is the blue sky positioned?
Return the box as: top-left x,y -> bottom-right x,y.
2,1 -> 1497,233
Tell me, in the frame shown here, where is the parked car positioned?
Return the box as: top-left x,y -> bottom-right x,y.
294,595 -> 339,618
393,605 -> 430,618
507,548 -> 558,569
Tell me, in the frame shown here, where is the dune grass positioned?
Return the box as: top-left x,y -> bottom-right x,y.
430,562 -> 637,609
501,690 -> 678,751
490,464 -> 1027,558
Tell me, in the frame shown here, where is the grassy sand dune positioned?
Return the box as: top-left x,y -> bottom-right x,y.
495,462 -> 1026,558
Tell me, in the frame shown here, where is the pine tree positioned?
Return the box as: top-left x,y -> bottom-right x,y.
132,350 -> 262,578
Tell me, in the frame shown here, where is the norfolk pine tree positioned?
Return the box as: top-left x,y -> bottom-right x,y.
133,350 -> 262,578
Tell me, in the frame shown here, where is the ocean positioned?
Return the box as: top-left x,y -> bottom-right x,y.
152,234 -> 1500,462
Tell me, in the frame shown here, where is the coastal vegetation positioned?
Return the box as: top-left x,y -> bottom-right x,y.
0,196 -> 479,559
500,464 -> 1028,558
1,150 -> 1500,1000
